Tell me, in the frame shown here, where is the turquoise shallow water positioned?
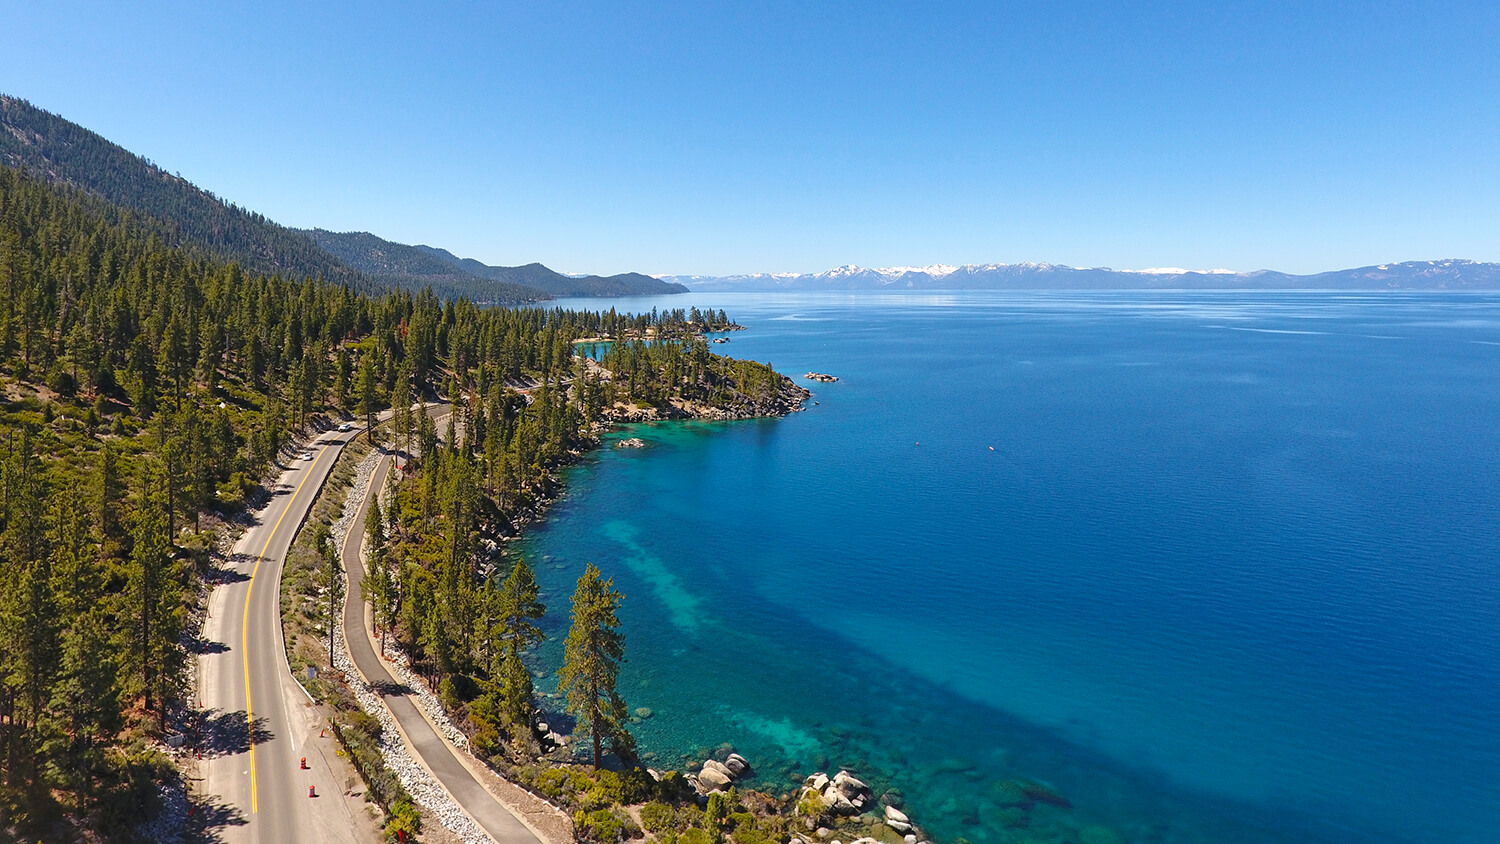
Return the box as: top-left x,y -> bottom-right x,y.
515,291 -> 1500,844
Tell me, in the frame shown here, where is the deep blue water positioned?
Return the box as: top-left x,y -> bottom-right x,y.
515,292 -> 1500,844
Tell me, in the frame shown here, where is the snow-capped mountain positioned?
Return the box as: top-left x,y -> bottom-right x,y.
659,260 -> 1500,291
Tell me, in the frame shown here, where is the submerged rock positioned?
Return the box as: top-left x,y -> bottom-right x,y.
1020,780 -> 1072,809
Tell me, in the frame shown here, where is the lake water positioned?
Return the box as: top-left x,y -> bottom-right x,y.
515,291 -> 1500,844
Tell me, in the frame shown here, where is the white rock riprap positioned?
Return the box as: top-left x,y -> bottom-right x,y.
330,448 -> 495,844
134,781 -> 189,843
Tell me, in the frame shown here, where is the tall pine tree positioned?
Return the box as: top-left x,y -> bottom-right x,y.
557,563 -> 633,769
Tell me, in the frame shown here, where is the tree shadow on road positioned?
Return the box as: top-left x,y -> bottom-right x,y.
204,554 -> 254,584
198,709 -> 274,756
185,633 -> 230,654
371,679 -> 416,697
185,793 -> 248,843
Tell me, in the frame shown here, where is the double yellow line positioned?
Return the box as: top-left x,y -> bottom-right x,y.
240,445 -> 329,815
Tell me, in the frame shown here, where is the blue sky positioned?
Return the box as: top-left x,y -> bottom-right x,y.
3,1 -> 1497,275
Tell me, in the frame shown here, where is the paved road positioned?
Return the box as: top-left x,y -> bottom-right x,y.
196,424 -> 377,844
341,445 -> 544,844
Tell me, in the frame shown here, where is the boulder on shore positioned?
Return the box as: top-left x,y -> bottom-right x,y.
698,760 -> 734,791
883,805 -> 912,833
798,770 -> 877,818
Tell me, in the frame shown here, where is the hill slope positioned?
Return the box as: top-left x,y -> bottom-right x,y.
0,94 -> 357,283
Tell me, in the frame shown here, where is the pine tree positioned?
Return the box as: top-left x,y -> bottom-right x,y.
42,608 -> 121,799
557,563 -> 633,769
126,469 -> 172,719
493,558 -> 545,733
358,351 -> 380,440
315,525 -> 344,655
360,495 -> 395,652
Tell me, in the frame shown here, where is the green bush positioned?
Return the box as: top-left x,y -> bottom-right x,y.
731,828 -> 774,844
386,796 -> 421,841
619,766 -> 657,804
535,766 -> 570,799
795,793 -> 826,819
704,791 -> 732,830
639,800 -> 675,834
579,786 -> 614,812
728,811 -> 755,831
576,808 -> 626,843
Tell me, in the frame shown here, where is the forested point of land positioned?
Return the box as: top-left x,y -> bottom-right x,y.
0,161 -> 799,841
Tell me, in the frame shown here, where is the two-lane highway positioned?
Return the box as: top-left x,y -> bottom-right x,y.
197,424 -> 376,843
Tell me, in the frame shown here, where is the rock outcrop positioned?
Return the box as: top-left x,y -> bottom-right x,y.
800,770 -> 873,816
690,751 -> 754,793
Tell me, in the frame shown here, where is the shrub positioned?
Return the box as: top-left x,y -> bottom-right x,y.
535,766 -> 571,799
579,786 -> 614,813
657,770 -> 697,803
704,790 -> 739,830
795,793 -> 826,820
639,800 -> 675,834
731,829 -> 774,844
728,811 -> 754,831
619,766 -> 657,804
387,796 -> 421,840
576,808 -> 626,843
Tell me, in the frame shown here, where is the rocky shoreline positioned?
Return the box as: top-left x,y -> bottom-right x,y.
598,374 -> 812,423
680,747 -> 936,844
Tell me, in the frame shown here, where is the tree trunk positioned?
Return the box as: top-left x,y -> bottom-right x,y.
590,681 -> 602,769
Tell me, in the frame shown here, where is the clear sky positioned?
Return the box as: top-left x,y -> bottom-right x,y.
3,1 -> 1497,275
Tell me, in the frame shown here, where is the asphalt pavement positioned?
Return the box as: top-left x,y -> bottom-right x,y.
196,424 -> 378,844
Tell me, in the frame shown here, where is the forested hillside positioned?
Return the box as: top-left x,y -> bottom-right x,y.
0,95 -> 358,284
0,160 -> 799,840
300,228 -> 549,304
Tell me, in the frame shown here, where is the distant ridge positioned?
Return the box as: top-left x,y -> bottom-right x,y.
298,229 -> 549,304
301,230 -> 687,300
663,259 -> 1500,291
412,244 -> 688,298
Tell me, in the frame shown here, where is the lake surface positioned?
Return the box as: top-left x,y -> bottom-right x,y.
516,291 -> 1500,844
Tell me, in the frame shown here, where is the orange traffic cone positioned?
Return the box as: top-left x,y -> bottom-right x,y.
309,784 -> 317,798
300,757 -> 308,770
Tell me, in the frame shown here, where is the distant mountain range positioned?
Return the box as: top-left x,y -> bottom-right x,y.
0,94 -> 677,303
662,260 -> 1500,291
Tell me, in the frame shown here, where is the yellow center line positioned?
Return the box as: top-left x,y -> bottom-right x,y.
242,441 -> 335,815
